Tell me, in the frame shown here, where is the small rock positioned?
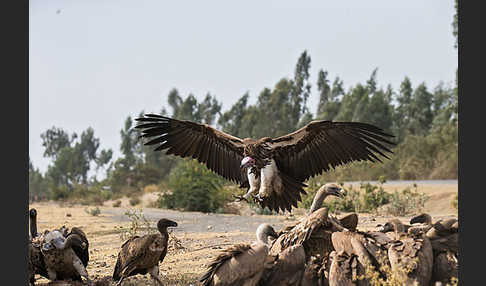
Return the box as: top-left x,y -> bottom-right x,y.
207,225 -> 213,230
66,213 -> 72,217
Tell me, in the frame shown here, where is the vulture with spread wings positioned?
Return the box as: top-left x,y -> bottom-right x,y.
135,114 -> 395,212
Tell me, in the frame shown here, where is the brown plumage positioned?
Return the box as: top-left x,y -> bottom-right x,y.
331,231 -> 390,285
300,254 -> 330,286
328,251 -> 360,286
387,233 -> 434,286
200,223 -> 279,286
270,184 -> 348,260
378,218 -> 411,236
258,244 -> 306,286
410,213 -> 458,284
135,114 -> 394,212
113,218 -> 177,286
41,231 -> 91,284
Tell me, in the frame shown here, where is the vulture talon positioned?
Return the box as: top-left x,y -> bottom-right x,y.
232,195 -> 249,203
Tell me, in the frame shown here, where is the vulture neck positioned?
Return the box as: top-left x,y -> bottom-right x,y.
308,189 -> 331,214
256,229 -> 271,246
29,214 -> 38,238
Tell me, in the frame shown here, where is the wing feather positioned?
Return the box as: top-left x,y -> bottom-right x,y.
135,114 -> 246,184
269,120 -> 395,182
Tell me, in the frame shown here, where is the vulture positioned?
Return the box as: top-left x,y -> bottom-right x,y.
135,114 -> 395,212
257,244 -> 306,286
380,219 -> 434,286
200,223 -> 279,286
113,218 -> 178,286
300,254 -> 330,286
330,230 -> 392,286
269,183 -> 348,260
410,213 -> 459,284
40,230 -> 91,284
28,208 -> 49,286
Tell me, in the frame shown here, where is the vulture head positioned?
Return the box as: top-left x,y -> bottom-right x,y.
410,213 -> 432,225
157,218 -> 178,232
42,230 -> 66,251
240,156 -> 256,169
256,223 -> 279,245
309,183 -> 345,213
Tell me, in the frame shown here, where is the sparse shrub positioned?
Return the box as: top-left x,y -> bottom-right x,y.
451,193 -> 458,210
129,197 -> 141,206
386,184 -> 429,216
113,200 -> 121,207
360,177 -> 391,213
85,207 -> 101,216
119,209 -> 155,241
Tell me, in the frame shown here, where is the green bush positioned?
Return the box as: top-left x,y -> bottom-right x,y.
85,207 -> 101,216
157,159 -> 230,213
386,184 -> 429,216
113,200 -> 122,207
129,197 -> 141,206
451,193 -> 458,210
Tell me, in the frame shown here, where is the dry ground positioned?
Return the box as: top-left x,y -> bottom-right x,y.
30,182 -> 458,286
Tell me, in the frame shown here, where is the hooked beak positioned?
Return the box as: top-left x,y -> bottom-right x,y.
167,220 -> 178,228
330,187 -> 345,198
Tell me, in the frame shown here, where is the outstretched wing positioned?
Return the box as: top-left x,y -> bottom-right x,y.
135,114 -> 246,185
268,120 -> 395,182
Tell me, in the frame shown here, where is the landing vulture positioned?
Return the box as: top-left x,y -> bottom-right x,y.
135,115 -> 395,212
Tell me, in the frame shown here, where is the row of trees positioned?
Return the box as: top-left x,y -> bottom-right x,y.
30,2 -> 458,203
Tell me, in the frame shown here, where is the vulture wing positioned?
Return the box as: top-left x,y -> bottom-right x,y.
135,114 -> 246,185
268,120 -> 395,182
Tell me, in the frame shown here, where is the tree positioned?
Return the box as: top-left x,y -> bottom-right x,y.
218,93 -> 250,138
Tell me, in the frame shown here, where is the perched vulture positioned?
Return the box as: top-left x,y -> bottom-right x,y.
328,250 -> 360,286
378,218 -> 411,236
40,230 -> 91,284
379,221 -> 434,286
113,218 -> 178,286
300,254 -> 330,286
410,213 -> 459,284
200,223 -> 279,286
135,114 -> 395,212
257,244 -> 306,286
269,184 -> 348,260
28,208 -> 49,286
330,231 -> 391,286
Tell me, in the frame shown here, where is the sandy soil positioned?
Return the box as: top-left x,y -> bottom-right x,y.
29,181 -> 458,286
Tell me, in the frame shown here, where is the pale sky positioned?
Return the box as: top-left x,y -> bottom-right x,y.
29,0 -> 458,176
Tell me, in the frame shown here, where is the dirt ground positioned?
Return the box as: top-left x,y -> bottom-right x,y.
29,182 -> 458,286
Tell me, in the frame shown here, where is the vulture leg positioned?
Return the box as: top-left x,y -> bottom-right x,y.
148,265 -> 164,286
243,168 -> 260,201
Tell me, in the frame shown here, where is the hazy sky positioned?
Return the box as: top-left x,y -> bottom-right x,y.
29,0 -> 458,176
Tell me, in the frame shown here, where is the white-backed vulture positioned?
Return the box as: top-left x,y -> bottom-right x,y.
410,213 -> 459,284
379,219 -> 434,286
135,114 -> 395,212
41,230 -> 91,284
200,223 -> 279,286
113,218 -> 178,286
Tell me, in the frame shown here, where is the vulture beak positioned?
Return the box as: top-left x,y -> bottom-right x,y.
329,187 -> 345,198
167,220 -> 178,228
240,156 -> 255,169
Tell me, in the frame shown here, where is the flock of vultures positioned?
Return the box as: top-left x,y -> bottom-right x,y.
29,115 -> 459,285
27,183 -> 459,286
